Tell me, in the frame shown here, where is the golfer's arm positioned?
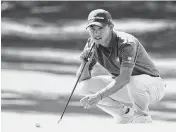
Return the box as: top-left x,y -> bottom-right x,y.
76,62 -> 92,82
97,67 -> 133,99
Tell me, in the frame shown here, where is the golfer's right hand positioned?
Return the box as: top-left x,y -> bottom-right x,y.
80,49 -> 94,63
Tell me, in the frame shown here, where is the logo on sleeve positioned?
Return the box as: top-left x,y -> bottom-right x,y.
127,57 -> 132,61
116,57 -> 119,62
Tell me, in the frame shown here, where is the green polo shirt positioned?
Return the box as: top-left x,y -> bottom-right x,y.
83,30 -> 160,78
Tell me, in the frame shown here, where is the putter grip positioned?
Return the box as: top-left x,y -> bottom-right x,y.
84,43 -> 95,62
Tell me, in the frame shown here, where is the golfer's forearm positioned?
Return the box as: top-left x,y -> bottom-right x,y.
76,63 -> 91,82
97,77 -> 129,99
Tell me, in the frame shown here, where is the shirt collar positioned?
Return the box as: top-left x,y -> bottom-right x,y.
108,31 -> 116,48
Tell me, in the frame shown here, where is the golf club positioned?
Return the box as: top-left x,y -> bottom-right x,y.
58,43 -> 95,124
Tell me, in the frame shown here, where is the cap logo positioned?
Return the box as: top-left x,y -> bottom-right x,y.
89,17 -> 105,20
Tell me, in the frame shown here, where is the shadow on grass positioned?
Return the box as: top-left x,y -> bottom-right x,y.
1,89 -> 108,117
1,89 -> 176,122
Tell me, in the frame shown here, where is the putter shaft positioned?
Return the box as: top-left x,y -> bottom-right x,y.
58,43 -> 95,123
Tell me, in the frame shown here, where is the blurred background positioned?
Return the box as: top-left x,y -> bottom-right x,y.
1,1 -> 176,131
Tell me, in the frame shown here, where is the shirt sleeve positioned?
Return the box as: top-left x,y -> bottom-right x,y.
119,43 -> 138,68
83,39 -> 97,70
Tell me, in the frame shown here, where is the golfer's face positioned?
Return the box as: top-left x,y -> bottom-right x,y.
88,25 -> 111,45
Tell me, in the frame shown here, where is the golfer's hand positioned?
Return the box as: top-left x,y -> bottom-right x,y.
80,93 -> 101,109
80,48 -> 94,63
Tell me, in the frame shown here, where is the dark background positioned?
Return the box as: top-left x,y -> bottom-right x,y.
2,1 -> 176,52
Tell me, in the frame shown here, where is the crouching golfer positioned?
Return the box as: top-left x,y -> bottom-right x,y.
76,9 -> 165,123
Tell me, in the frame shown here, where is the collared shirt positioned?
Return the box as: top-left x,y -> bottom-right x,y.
83,30 -> 160,78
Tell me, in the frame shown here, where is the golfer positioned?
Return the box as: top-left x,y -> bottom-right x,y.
76,9 -> 165,123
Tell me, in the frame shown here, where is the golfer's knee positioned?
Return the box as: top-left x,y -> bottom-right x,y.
77,79 -> 93,96
77,76 -> 110,96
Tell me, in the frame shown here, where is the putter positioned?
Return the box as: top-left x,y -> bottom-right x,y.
58,43 -> 95,124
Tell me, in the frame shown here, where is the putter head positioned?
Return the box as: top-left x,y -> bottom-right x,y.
58,119 -> 62,124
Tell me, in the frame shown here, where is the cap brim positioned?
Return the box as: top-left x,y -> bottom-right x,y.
86,22 -> 107,29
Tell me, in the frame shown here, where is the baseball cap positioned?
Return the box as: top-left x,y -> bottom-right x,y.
86,9 -> 112,29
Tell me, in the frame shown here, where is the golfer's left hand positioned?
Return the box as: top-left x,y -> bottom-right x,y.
80,93 -> 101,109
